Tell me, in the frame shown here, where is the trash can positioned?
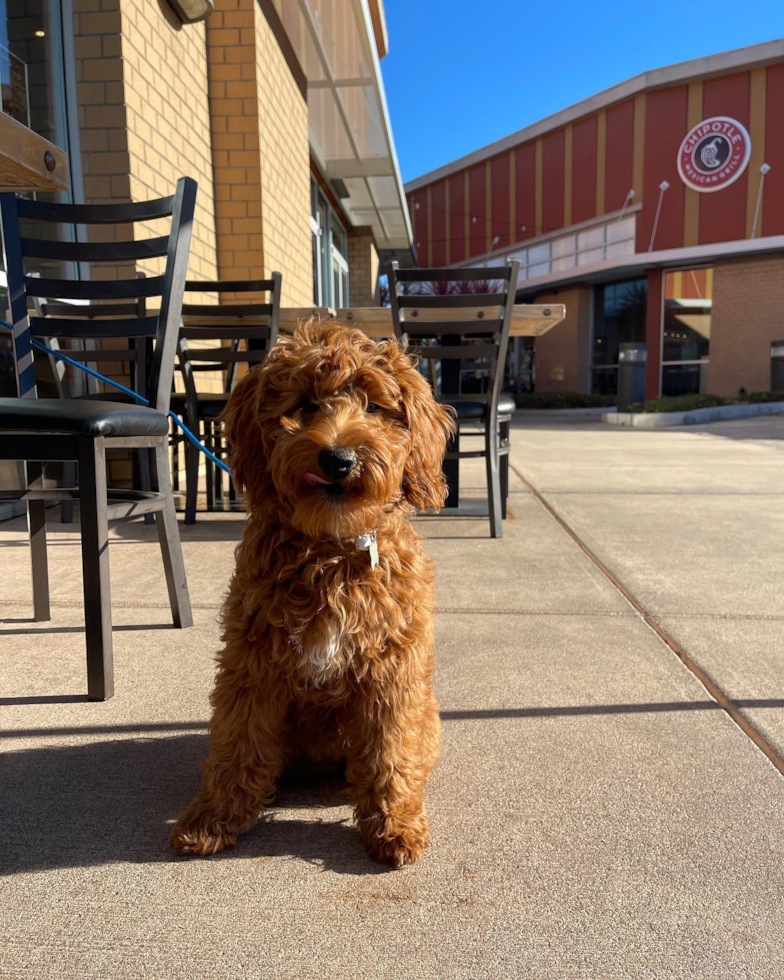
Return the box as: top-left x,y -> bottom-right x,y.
617,342 -> 647,412
771,341 -> 784,392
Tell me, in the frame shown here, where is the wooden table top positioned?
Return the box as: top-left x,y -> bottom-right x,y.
183,303 -> 566,339
0,112 -> 69,193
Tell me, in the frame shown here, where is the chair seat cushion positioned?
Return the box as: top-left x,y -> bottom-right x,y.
440,393 -> 516,419
169,391 -> 230,418
0,398 -> 170,437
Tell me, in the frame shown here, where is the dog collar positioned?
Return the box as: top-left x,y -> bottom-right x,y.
355,529 -> 379,570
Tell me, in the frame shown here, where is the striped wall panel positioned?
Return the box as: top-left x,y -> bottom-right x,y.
407,59 -> 784,266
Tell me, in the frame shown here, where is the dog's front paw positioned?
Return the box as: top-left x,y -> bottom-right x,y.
360,812 -> 430,867
170,815 -> 237,857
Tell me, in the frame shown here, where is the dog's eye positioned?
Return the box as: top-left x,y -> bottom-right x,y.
366,402 -> 380,415
299,398 -> 318,413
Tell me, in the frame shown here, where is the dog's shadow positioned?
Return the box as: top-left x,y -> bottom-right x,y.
0,734 -> 391,877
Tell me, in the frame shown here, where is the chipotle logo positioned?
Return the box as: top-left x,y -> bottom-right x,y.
677,116 -> 751,193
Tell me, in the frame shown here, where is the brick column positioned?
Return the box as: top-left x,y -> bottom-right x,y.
206,0 -> 312,306
206,0 -> 264,290
347,227 -> 380,306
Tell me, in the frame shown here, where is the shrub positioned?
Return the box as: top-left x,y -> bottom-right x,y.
748,390 -> 784,403
628,393 -> 727,414
514,392 -> 616,410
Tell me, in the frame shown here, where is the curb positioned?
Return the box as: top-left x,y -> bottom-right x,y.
603,401 -> 784,427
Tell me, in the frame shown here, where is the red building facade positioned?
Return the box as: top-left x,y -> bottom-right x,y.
404,40 -> 784,399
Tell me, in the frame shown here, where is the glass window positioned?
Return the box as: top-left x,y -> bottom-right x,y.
310,179 -> 349,308
527,242 -> 550,278
330,213 -> 347,258
310,212 -> 321,305
1,1 -> 72,151
662,268 -> 712,396
332,249 -> 349,307
591,278 -> 648,394
606,215 -> 635,245
1,1 -> 80,397
551,234 -> 576,273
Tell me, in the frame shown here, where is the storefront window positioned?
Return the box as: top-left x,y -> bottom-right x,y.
591,278 -> 647,395
661,268 -> 712,396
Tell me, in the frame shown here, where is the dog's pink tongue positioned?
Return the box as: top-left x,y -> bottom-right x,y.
304,471 -> 332,486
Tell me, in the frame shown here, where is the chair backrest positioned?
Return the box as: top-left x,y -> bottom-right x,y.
0,177 -> 197,411
177,274 -> 282,394
31,274 -> 149,400
387,259 -> 520,415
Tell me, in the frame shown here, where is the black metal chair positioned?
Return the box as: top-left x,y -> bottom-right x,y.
32,279 -> 151,524
0,177 -> 197,700
387,259 -> 520,538
170,275 -> 281,523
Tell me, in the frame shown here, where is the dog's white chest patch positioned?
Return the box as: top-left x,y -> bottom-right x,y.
293,622 -> 342,677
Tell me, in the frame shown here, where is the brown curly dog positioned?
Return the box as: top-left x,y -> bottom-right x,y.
170,320 -> 455,866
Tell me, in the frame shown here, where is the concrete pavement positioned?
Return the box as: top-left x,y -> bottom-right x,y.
512,414 -> 784,759
2,418 -> 784,978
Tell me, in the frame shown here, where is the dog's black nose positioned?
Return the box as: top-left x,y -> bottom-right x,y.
318,447 -> 357,482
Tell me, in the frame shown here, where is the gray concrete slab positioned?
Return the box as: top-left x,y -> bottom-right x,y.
4,606 -> 784,979
510,415 -> 784,495
508,412 -> 784,815
509,416 -> 784,614
417,495 -> 632,614
525,490 -> 784,616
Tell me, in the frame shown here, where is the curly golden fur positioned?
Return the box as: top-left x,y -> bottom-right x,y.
171,320 -> 455,866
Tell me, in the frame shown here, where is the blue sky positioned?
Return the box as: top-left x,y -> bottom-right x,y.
381,2 -> 784,185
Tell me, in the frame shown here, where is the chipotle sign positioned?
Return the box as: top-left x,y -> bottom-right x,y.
677,116 -> 751,193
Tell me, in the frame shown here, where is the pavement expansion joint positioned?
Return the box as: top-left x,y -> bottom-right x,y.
435,607 -> 636,617
509,461 -> 784,781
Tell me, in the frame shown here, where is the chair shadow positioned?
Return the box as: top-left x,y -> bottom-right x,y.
0,734 -> 389,878
0,623 -> 174,636
111,516 -> 246,544
0,695 -> 88,705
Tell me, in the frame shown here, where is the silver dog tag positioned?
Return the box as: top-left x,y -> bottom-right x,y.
355,529 -> 379,570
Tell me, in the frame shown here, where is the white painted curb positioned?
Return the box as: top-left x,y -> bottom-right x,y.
603,401 -> 784,427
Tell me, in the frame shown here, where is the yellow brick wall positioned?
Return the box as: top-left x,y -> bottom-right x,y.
709,254 -> 784,397
207,0 -> 264,291
533,287 -> 592,393
74,0 -> 129,206
253,6 -> 312,306
118,0 -> 218,283
347,227 -> 380,306
206,0 -> 311,307
74,0 -> 217,282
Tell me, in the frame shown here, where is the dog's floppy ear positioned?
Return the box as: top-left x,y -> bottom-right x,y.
220,365 -> 270,503
394,349 -> 457,513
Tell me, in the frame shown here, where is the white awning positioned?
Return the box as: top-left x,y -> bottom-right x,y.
277,0 -> 414,258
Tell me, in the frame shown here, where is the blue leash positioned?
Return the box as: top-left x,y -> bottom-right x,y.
0,318 -> 231,474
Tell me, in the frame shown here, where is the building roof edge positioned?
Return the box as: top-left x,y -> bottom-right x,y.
404,37 -> 784,193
